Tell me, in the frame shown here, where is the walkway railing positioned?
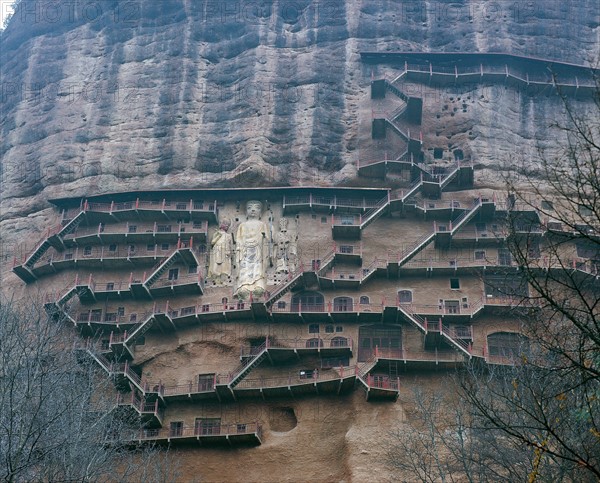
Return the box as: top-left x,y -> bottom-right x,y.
159,378 -> 217,397
270,301 -> 385,315
265,262 -> 306,303
74,307 -> 152,326
375,347 -> 466,363
116,393 -> 164,421
84,198 -> 218,215
234,367 -> 353,389
29,244 -> 165,268
283,195 -> 385,211
134,422 -> 262,442
401,255 -> 500,270
433,197 -> 482,235
362,374 -> 400,391
150,272 -> 203,289
360,195 -> 390,228
63,221 -> 208,240
357,150 -> 414,169
399,303 -> 475,318
334,242 -> 362,256
239,337 -> 353,357
369,59 -> 597,90
397,231 -> 436,266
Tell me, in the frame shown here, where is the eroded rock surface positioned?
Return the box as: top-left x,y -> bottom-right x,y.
1,2 -> 599,481
1,1 -> 598,219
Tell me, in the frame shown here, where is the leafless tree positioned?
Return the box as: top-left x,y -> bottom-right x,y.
388,78 -> 599,481
386,386 -> 553,483
463,74 -> 600,481
0,296 -> 180,482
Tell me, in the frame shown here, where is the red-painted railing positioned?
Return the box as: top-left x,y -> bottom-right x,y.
12,224 -> 62,267
234,367 -> 354,389
83,198 -> 217,215
375,346 -> 465,363
63,220 -> 208,240
331,214 -> 361,226
24,238 -> 199,273
397,231 -> 436,265
360,196 -> 390,226
134,422 -> 262,441
150,272 -> 204,289
239,337 -> 354,357
116,392 -> 163,421
364,374 -> 400,390
396,303 -> 427,331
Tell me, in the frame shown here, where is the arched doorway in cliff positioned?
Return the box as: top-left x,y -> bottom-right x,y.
358,325 -> 402,362
291,291 -> 324,312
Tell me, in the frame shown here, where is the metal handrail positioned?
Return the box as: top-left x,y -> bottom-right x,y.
376,347 -> 465,363
360,196 -> 390,226
135,422 -> 262,441
397,231 -> 436,264
239,337 -> 353,357
150,272 -> 203,289
235,367 -> 354,389
64,221 -> 208,240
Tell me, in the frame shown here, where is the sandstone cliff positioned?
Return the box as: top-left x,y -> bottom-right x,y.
1,1 -> 598,224
1,2 -> 599,481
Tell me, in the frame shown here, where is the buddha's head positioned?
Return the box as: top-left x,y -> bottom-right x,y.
246,200 -> 263,219
220,218 -> 231,231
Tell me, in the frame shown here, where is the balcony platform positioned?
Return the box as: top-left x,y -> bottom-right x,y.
63,222 -> 208,247
30,253 -> 166,277
334,244 -> 363,265
161,384 -> 220,403
153,311 -> 177,331
357,374 -> 400,401
364,385 -> 400,401
332,224 -> 361,240
232,372 -> 356,399
116,395 -> 164,428
12,264 -> 37,283
444,232 -> 504,248
147,279 -> 203,298
80,200 -> 219,224
132,423 -> 262,447
240,341 -> 353,362
108,338 -> 135,360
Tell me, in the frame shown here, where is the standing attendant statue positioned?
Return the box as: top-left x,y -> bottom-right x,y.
234,201 -> 270,300
274,217 -> 297,274
208,218 -> 233,283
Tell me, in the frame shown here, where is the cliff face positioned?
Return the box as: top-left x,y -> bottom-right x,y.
0,3 -> 599,480
1,1 -> 598,218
